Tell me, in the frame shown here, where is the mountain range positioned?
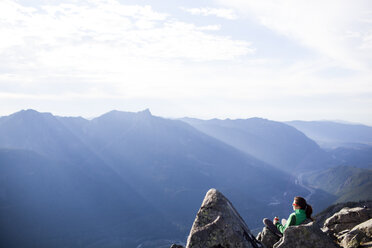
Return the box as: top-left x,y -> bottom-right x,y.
286,120 -> 372,148
181,117 -> 332,172
0,109 -> 371,247
303,165 -> 372,203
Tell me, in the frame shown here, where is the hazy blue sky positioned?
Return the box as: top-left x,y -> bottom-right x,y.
1,0 -> 372,124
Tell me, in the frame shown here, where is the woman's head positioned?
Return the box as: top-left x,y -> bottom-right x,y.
293,196 -> 313,220
293,196 -> 307,209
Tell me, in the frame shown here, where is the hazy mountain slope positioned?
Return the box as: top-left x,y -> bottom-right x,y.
327,145 -> 372,169
0,109 -> 98,164
60,110 -> 314,230
303,165 -> 372,203
0,110 -> 180,247
0,109 -> 146,200
0,148 -> 176,248
286,120 -> 372,148
181,117 -> 331,172
0,109 -> 336,247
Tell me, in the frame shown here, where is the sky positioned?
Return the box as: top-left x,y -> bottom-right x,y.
1,0 -> 372,124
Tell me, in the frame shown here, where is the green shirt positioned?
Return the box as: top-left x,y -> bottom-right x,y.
275,209 -> 307,233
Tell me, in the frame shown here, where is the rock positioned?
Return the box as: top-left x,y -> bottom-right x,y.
256,218 -> 313,248
185,188 -> 263,248
273,222 -> 339,248
339,229 -> 367,248
360,241 -> 372,247
256,227 -> 280,248
339,219 -> 372,248
170,244 -> 185,248
314,201 -> 372,228
322,207 -> 372,235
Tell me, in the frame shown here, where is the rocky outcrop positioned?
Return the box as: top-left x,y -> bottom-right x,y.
256,227 -> 280,247
315,201 -> 372,228
319,206 -> 372,248
185,188 -> 262,248
322,207 -> 372,235
338,219 -> 372,248
181,189 -> 372,248
273,221 -> 339,248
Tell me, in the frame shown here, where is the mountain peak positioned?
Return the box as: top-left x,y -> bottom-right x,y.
10,109 -> 53,120
18,109 -> 40,115
138,108 -> 152,116
93,109 -> 153,123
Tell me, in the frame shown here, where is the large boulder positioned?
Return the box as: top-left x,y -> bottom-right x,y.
256,227 -> 280,248
314,201 -> 372,228
322,207 -> 372,235
339,219 -> 372,248
185,188 -> 262,248
273,222 -> 339,248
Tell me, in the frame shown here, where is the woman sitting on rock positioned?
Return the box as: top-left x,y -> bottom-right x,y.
263,196 -> 313,237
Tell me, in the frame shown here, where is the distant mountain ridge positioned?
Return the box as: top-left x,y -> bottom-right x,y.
303,165 -> 372,203
1,109 -> 371,247
286,120 -> 372,148
0,110 -> 180,247
181,117 -> 332,173
59,110 -> 312,227
327,145 -> 372,169
0,109 -> 316,248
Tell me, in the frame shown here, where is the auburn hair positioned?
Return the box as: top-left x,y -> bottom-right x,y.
294,196 -> 313,220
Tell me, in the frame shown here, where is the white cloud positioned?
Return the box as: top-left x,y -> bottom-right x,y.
0,0 -> 255,105
0,0 -> 254,102
196,25 -> 221,31
1,0 -> 371,124
182,7 -> 238,20
0,0 -> 252,63
0,0 -> 254,110
217,0 -> 372,71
